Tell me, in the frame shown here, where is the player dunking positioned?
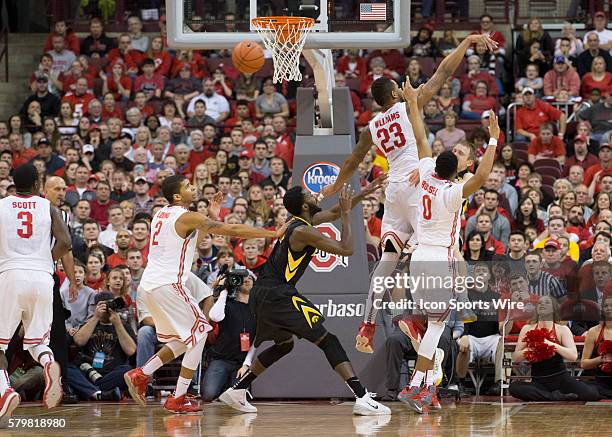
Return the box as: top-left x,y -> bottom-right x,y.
397,82 -> 499,413
320,34 -> 497,354
0,164 -> 72,418
218,178 -> 391,416
124,175 -> 287,413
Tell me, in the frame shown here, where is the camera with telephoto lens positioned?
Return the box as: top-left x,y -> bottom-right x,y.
214,265 -> 249,299
104,297 -> 125,312
80,363 -> 102,383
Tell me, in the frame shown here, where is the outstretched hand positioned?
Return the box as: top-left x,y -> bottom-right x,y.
467,34 -> 498,52
361,173 -> 388,197
318,183 -> 337,201
487,110 -> 500,140
401,81 -> 422,104
208,191 -> 223,220
339,184 -> 353,214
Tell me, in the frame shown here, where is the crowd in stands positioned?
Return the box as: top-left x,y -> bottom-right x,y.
0,11 -> 611,403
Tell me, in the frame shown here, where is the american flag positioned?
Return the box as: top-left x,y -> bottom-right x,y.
360,3 -> 387,21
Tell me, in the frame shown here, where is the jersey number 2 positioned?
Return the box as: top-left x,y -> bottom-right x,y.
17,211 -> 33,239
422,195 -> 432,220
376,122 -> 406,153
151,221 -> 163,246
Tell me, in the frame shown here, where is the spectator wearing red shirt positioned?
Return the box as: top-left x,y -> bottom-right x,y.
564,135 -> 599,176
366,49 -> 405,79
515,87 -> 566,141
132,91 -> 155,119
528,122 -> 566,166
363,197 -> 381,238
44,20 -> 80,55
107,34 -> 143,76
101,93 -> 125,121
62,77 -> 96,118
101,61 -> 133,101
9,133 -> 37,168
61,60 -> 94,94
469,14 -> 507,56
336,49 -> 368,79
334,72 -> 362,118
145,36 -> 173,77
273,116 -> 295,170
172,48 -> 208,79
134,58 -> 165,101
543,56 -> 581,99
131,219 -> 150,266
106,230 -> 132,268
584,144 -> 612,186
581,56 -> 612,100
460,55 -> 499,96
476,213 -> 505,254
89,181 -> 117,230
461,80 -> 498,119
360,57 -> 394,96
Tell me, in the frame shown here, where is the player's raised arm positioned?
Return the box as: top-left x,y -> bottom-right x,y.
312,174 -> 388,225
417,34 -> 497,107
402,82 -> 431,160
462,110 -> 499,198
293,185 -> 353,256
319,128 -> 373,199
177,211 -> 288,240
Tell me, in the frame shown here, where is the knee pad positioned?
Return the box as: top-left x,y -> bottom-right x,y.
258,340 -> 294,369
317,333 -> 349,368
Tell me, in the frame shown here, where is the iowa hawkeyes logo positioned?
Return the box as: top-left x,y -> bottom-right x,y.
292,296 -> 322,328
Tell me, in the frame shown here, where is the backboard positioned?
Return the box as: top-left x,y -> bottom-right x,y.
167,0 -> 410,50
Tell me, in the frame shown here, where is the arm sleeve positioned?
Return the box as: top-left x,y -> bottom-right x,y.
208,290 -> 228,322
243,344 -> 257,367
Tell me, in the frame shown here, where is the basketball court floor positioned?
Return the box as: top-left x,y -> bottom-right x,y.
1,398 -> 609,436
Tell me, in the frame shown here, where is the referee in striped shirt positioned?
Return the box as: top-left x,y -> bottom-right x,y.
524,250 -> 566,300
44,177 -> 79,404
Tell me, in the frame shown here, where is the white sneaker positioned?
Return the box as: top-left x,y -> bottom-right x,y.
43,361 -> 62,409
432,348 -> 445,387
218,388 -> 257,413
353,392 -> 391,416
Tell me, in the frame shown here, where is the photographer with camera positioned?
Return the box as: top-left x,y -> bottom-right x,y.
202,267 -> 257,401
67,291 -> 136,400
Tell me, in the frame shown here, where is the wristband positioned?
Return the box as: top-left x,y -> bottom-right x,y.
488,138 -> 498,147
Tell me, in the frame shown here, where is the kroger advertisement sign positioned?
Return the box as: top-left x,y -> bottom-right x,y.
302,162 -> 340,194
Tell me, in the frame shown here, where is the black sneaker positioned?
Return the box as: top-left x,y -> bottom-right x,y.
99,388 -> 121,401
62,389 -> 79,404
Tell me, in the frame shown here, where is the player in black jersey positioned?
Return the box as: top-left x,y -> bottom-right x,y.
219,177 -> 391,416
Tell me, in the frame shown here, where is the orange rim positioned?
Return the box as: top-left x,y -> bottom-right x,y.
252,16 -> 315,30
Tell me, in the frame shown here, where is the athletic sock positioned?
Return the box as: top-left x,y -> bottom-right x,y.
425,370 -> 435,386
0,369 -> 10,396
174,376 -> 191,398
141,356 -> 163,376
232,370 -> 258,390
39,353 -> 54,367
409,370 -> 425,388
345,376 -> 367,398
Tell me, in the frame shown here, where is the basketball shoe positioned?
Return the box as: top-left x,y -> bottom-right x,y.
0,388 -> 20,419
219,388 -> 258,413
124,368 -> 151,407
397,316 -> 426,342
43,361 -> 62,409
398,385 -> 425,414
355,322 -> 376,353
353,392 -> 391,416
399,385 -> 440,414
164,393 -> 202,413
432,348 -> 445,387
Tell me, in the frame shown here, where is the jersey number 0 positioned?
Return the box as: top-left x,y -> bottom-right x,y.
376,122 -> 406,153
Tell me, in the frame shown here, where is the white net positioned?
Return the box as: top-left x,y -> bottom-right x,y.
252,17 -> 314,83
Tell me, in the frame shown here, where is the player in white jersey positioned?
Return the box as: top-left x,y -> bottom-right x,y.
319,34 -> 498,354
394,82 -> 499,413
0,164 -> 72,418
124,174 -> 286,413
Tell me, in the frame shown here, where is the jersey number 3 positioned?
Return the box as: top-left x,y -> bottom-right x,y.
422,195 -> 432,220
17,211 -> 33,239
376,122 -> 406,153
151,221 -> 163,246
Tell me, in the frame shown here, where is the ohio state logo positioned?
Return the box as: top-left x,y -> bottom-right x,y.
310,223 -> 349,272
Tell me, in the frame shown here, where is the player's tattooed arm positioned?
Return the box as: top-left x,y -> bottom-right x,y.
319,127 -> 373,199
417,34 -> 497,107
312,174 -> 388,225
402,81 -> 431,160
50,206 -> 72,261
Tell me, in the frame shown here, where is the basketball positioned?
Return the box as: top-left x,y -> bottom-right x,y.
232,40 -> 265,74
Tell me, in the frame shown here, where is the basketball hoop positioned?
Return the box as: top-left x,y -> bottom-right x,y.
252,16 -> 315,83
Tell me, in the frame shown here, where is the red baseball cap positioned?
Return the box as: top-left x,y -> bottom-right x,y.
239,149 -> 253,159
595,11 -> 606,18
574,134 -> 587,143
544,239 -> 561,250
